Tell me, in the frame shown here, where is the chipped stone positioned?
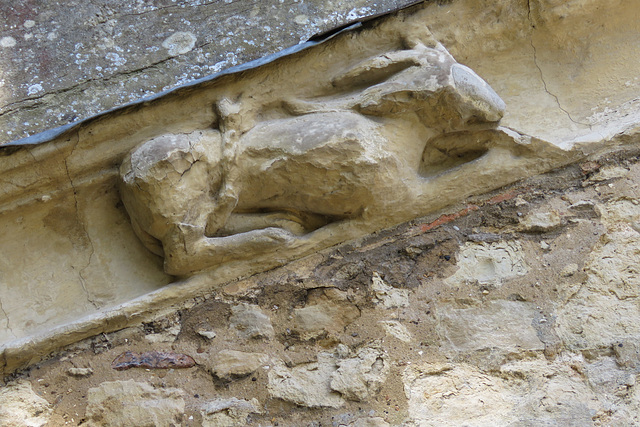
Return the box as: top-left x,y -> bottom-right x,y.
197,328 -> 217,340
560,263 -> 579,277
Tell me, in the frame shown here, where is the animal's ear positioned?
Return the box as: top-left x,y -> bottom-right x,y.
330,50 -> 421,91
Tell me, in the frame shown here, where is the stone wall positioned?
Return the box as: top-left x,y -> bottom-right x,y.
4,149 -> 640,425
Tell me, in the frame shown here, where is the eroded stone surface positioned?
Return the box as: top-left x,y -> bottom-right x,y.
437,300 -> 544,354
444,241 -> 528,287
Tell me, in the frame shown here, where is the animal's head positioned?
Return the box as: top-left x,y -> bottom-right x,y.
331,41 -> 505,131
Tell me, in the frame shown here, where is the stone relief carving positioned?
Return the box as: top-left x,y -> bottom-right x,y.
119,39 -> 521,276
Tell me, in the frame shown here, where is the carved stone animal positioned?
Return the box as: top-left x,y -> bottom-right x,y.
119,41 -> 537,276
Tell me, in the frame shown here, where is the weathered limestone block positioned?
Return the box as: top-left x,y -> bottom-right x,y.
403,363 -> 513,426
268,353 -> 344,408
557,198 -> 640,350
499,357 -> 605,426
84,380 -> 185,427
437,300 -> 544,354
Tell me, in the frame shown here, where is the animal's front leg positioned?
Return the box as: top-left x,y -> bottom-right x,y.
162,223 -> 294,276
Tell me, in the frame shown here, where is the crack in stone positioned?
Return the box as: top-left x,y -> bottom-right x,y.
0,179 -> 27,190
526,0 -> 590,129
116,0 -> 221,18
0,297 -> 16,339
0,53 -> 180,118
61,141 -> 99,310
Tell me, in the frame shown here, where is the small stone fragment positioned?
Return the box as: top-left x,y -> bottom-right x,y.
519,211 -> 562,232
111,351 -> 195,370
405,246 -> 423,256
336,343 -> 351,358
580,161 -> 601,175
614,341 -> 639,368
144,324 -> 181,343
197,328 -> 217,340
68,367 -> 94,377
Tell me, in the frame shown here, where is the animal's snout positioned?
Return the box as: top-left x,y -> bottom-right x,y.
450,63 -> 506,124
